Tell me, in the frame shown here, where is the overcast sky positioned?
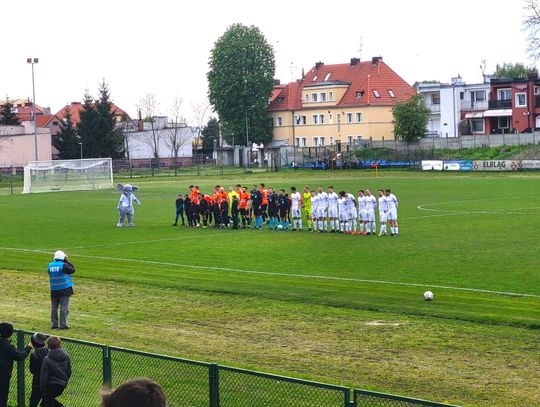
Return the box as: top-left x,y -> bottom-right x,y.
2,0 -> 532,123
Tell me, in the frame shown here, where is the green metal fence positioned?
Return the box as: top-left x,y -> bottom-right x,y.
8,330 -> 459,407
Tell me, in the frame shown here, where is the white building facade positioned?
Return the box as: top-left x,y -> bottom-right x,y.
417,76 -> 491,137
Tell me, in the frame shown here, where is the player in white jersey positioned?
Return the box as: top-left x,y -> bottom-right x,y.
290,186 -> 303,231
326,186 -> 339,233
357,190 -> 367,234
317,187 -> 328,232
364,189 -> 377,235
337,192 -> 349,233
377,189 -> 388,236
385,189 -> 399,237
346,192 -> 357,232
310,190 -> 319,231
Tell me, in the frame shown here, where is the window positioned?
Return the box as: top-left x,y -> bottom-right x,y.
346,113 -> 353,123
356,112 -> 363,123
321,93 -> 326,102
472,90 -> 486,102
319,114 -> 324,124
313,75 -> 318,82
305,94 -> 310,102
312,93 -> 318,102
328,113 -> 333,124
356,136 -> 362,143
515,93 -> 527,107
313,137 -> 319,146
52,121 -> 59,126
295,115 -> 306,125
295,137 -> 300,147
324,73 -> 331,81
329,91 -> 333,101
471,118 -> 484,133
535,86 -> 540,95
499,117 -> 510,129
432,93 -> 440,104
276,116 -> 283,126
460,92 -> 464,100
388,90 -> 395,98
330,136 -> 334,145
301,137 -> 307,147
355,91 -> 364,100
499,89 -> 512,101
312,115 -> 319,124
276,96 -> 284,103
320,137 -> 326,146
373,90 -> 381,98
347,136 -> 353,145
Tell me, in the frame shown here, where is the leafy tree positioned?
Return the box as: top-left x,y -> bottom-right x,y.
524,0 -> 540,60
77,91 -> 100,158
201,117 -> 220,150
54,107 -> 80,159
0,97 -> 20,125
495,62 -> 538,79
95,80 -> 124,158
207,23 -> 275,146
392,94 -> 431,142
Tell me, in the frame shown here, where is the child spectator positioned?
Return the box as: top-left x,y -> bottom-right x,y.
0,322 -> 32,407
231,195 -> 240,229
101,378 -> 166,407
171,193 -> 184,226
29,333 -> 48,407
40,336 -> 71,407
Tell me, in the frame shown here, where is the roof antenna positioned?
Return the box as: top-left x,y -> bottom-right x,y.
358,36 -> 363,60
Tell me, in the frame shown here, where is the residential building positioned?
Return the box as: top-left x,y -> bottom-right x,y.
268,57 -> 415,147
0,123 -> 52,166
417,76 -> 491,137
484,73 -> 540,134
55,101 -> 129,124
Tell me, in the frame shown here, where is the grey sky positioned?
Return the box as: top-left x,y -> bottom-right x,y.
2,0 -> 531,122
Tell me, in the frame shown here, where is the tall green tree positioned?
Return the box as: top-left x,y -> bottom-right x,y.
95,80 -> 124,158
496,62 -> 538,79
54,107 -> 80,159
77,91 -> 100,158
207,23 -> 275,145
0,97 -> 20,125
201,117 -> 220,150
392,94 -> 431,142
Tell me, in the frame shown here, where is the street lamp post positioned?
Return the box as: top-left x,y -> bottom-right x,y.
79,142 -> 83,160
27,58 -> 39,161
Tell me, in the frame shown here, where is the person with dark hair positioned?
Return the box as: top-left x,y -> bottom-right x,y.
48,250 -> 75,330
0,322 -> 33,407
230,195 -> 240,229
171,193 -> 184,226
40,336 -> 71,407
250,185 -> 263,229
101,378 -> 166,407
29,333 -> 48,407
183,195 -> 193,227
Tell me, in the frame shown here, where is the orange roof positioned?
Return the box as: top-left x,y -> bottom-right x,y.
55,102 -> 130,124
36,114 -> 62,127
268,58 -> 415,111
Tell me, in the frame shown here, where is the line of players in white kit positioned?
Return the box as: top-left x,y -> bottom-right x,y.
288,187 -> 399,237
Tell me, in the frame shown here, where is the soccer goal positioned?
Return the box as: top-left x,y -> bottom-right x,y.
23,158 -> 114,194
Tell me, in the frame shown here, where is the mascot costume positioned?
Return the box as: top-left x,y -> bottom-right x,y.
116,183 -> 141,227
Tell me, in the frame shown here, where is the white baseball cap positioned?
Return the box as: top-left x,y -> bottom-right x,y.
54,250 -> 66,260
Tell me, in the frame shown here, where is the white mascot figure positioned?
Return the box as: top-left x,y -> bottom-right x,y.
116,183 -> 141,227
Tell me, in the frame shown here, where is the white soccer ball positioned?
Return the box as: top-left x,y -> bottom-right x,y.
424,291 -> 434,301
277,224 -> 283,230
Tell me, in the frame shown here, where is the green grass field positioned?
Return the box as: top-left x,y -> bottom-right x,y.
1,170 -> 539,406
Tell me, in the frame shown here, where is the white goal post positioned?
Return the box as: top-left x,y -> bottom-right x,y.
23,158 -> 114,194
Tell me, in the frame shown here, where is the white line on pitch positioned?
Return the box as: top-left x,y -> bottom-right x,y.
1,246 -> 539,300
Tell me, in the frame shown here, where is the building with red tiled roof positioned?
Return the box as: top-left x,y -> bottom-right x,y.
268,57 -> 415,147
55,101 -> 130,125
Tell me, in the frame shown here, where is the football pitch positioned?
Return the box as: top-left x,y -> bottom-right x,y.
0,170 -> 539,406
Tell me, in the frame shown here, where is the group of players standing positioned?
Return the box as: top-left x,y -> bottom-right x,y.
172,184 -> 399,237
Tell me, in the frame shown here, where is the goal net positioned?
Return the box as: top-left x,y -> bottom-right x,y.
23,158 -> 113,194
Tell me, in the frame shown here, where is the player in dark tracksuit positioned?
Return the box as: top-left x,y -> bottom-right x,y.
231,196 -> 240,229
199,194 -> 210,227
172,194 -> 184,226
277,190 -> 291,231
184,196 -> 193,227
250,186 -> 263,230
267,188 -> 278,230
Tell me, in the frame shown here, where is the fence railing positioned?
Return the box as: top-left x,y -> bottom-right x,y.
9,330 -> 460,407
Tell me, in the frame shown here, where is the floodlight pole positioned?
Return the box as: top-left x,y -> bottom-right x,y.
79,142 -> 83,160
27,58 -> 39,161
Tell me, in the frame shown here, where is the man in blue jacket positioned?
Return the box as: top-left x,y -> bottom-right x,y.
48,251 -> 75,330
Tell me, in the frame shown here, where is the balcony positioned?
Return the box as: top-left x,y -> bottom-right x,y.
461,100 -> 488,111
427,104 -> 440,113
488,100 -> 512,109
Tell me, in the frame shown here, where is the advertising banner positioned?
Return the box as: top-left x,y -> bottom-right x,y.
520,160 -> 540,170
473,160 -> 522,171
443,160 -> 473,171
421,160 -> 443,171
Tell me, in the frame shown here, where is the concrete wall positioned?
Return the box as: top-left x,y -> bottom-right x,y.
0,125 -> 52,166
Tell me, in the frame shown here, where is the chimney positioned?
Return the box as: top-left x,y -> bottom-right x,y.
350,58 -> 360,66
315,61 -> 324,70
138,109 -> 143,131
527,72 -> 538,80
273,79 -> 281,86
371,56 -> 383,66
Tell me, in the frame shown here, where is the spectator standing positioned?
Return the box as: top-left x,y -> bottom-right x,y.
101,378 -> 166,407
29,333 -> 48,407
0,322 -> 32,407
48,250 -> 75,330
40,336 -> 71,407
